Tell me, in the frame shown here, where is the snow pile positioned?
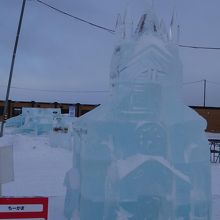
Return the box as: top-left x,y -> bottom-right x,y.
2,133 -> 72,197
0,130 -> 72,220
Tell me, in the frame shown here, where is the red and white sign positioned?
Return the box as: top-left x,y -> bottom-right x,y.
0,197 -> 48,219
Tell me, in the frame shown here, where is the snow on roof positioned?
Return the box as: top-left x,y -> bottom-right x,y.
117,154 -> 190,183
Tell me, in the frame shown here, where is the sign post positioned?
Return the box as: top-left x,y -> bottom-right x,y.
0,145 -> 14,197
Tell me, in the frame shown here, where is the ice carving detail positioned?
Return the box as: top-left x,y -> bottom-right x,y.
64,2 -> 211,220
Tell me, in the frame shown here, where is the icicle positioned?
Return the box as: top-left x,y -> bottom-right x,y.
115,14 -> 123,40
169,10 -> 175,41
159,19 -> 168,40
177,25 -> 180,44
114,14 -> 125,45
135,14 -> 147,34
169,9 -> 179,43
151,0 -> 155,9
130,19 -> 134,38
122,10 -> 127,39
115,14 -> 122,30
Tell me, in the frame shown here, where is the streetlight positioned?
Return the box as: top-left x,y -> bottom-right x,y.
0,0 -> 27,137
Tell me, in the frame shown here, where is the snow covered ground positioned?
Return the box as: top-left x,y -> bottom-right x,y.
1,129 -> 72,219
0,129 -> 220,219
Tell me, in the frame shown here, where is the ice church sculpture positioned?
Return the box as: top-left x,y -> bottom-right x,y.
64,3 -> 211,220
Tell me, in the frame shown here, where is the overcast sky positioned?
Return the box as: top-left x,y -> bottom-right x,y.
0,0 -> 220,106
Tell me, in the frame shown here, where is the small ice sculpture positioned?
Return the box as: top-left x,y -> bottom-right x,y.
49,115 -> 74,150
64,2 -> 211,220
6,107 -> 61,135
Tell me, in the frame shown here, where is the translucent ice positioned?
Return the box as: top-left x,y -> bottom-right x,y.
6,107 -> 75,149
64,2 -> 211,220
6,107 -> 61,135
49,115 -> 75,150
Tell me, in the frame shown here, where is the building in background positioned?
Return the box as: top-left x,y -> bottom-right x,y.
0,100 -> 219,133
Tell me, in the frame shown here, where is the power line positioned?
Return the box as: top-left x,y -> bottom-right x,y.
11,86 -> 109,93
207,80 -> 220,86
178,44 -> 220,50
183,80 -> 203,85
0,85 -> 109,93
34,0 -> 115,34
34,0 -> 220,50
1,79 -> 218,93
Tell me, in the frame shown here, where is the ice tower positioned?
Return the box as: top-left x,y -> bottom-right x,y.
64,2 -> 211,220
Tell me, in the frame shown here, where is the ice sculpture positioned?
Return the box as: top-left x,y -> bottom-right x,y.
5,107 -> 75,148
6,107 -> 61,135
49,115 -> 74,150
64,2 -> 211,220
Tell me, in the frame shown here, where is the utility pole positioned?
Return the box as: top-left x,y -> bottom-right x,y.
203,79 -> 207,107
0,0 -> 27,137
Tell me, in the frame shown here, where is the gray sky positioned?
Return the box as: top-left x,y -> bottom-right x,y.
0,0 -> 220,106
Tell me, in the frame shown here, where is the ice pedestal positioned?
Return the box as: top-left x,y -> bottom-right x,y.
64,3 -> 211,220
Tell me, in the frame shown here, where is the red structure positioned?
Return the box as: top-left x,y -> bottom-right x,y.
0,197 -> 48,219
